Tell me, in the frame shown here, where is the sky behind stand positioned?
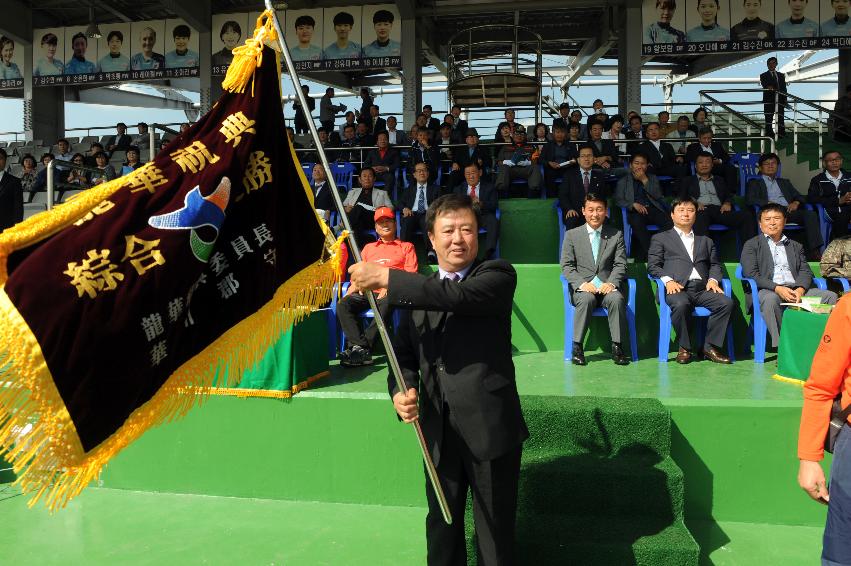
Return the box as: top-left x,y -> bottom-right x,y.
0,50 -> 839,141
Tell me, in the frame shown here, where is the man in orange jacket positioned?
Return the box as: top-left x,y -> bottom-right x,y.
798,294 -> 851,565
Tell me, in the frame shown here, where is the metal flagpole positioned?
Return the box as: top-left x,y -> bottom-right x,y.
263,2 -> 452,525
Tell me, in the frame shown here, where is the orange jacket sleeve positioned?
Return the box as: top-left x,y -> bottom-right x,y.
798,295 -> 851,461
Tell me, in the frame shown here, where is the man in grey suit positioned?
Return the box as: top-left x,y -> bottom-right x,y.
648,197 -> 734,364
746,152 -> 823,257
560,192 -> 631,366
740,203 -> 837,349
342,167 -> 394,246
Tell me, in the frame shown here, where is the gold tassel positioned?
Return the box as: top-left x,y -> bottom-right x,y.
771,374 -> 805,387
202,370 -> 331,399
221,10 -> 279,94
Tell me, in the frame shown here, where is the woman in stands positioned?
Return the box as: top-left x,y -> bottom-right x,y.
731,0 -> 774,40
66,154 -> 89,188
690,106 -> 710,134
89,152 -> 116,186
497,123 -> 513,145
18,155 -> 37,194
121,148 -> 142,175
533,123 -> 550,144
0,37 -> 22,80
34,33 -> 63,77
686,0 -> 731,42
645,0 -> 686,44
603,114 -> 627,154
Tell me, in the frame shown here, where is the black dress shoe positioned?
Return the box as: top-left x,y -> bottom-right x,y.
675,347 -> 692,364
572,343 -> 587,366
611,343 -> 630,365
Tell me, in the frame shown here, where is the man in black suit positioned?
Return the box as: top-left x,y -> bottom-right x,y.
587,122 -> 621,173
0,149 -> 23,231
552,102 -> 571,132
400,162 -> 440,262
648,197 -> 734,364
363,131 -> 400,196
310,164 -> 343,225
541,124 -> 578,196
104,122 -> 132,157
681,152 -> 756,243
450,128 -> 491,191
760,57 -> 786,137
449,104 -> 468,139
422,104 -> 442,135
685,127 -> 737,191
454,162 -> 500,260
348,193 -> 528,565
638,122 -> 688,183
746,152 -> 823,257
740,203 -> 837,349
808,150 -> 851,240
559,145 -> 608,231
368,104 -> 387,136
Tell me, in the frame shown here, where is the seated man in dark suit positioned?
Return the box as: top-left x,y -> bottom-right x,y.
410,128 -> 441,185
684,127 -> 737,192
310,164 -> 342,224
552,102 -> 571,131
740,203 -> 837,350
363,131 -> 400,197
648,197 -> 734,364
638,122 -> 688,183
746,152 -> 823,258
400,162 -> 440,263
560,192 -> 630,366
0,148 -> 23,231
682,152 -> 756,243
559,145 -> 608,231
450,128 -> 491,192
808,150 -> 851,240
586,122 -> 621,172
449,104 -> 468,139
541,124 -> 578,197
453,162 -> 500,259
614,152 -> 673,260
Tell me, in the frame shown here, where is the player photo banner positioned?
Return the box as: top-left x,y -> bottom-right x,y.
642,0 -> 851,57
0,14 -> 343,511
31,19 -> 200,87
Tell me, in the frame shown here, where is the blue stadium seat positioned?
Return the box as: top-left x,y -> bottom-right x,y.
560,274 -> 638,362
329,282 -> 401,356
301,162 -> 314,179
649,275 -> 735,362
330,162 -> 356,192
816,204 -> 851,247
736,153 -> 761,197
621,206 -> 660,258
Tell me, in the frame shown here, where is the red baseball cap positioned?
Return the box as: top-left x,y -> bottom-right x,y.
373,206 -> 395,222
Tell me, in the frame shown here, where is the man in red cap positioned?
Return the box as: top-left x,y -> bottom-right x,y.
338,206 -> 418,366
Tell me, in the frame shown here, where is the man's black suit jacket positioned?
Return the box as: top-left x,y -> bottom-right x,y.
0,172 -> 23,230
638,140 -> 678,172
684,141 -> 731,164
363,147 -> 400,173
311,181 -> 341,213
452,145 -> 492,171
399,182 -> 440,211
760,70 -> 787,105
371,117 -> 387,135
647,228 -> 723,285
453,181 -> 498,214
587,138 -> 620,162
558,168 -> 608,213
387,260 -> 528,463
680,174 -> 734,205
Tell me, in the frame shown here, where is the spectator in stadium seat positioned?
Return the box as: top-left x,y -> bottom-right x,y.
741,203 -> 837,349
131,26 -> 165,71
683,152 -> 756,243
441,115 -> 463,144
98,30 -> 130,73
560,192 -> 631,366
685,127 -> 737,190
338,111 -> 357,137
686,0 -> 731,42
808,150 -> 851,239
363,131 -> 399,196
496,126 -> 543,198
131,123 -> 150,150
559,145 -> 608,231
760,57 -> 787,137
775,0 -> 819,38
569,110 -> 588,139
450,104 -> 468,139
0,149 -> 23,230
821,234 -> 851,278
450,128 -> 491,191
615,152 -> 673,260
34,32 -> 63,77
122,148 -> 142,175
66,154 -> 89,188
532,123 -> 550,144
603,115 -> 627,154
568,122 -> 583,143
833,84 -> 851,142
89,152 -> 117,186
385,116 -> 406,146
625,115 -> 644,140
292,85 -> 315,135
648,196 -> 733,364
587,122 -> 621,172
104,123 -> 132,156
747,152 -> 823,258
338,124 -> 359,163
165,25 -> 199,69
665,115 -> 697,157
369,105 -> 386,136
400,162 -> 440,262
497,123 -> 514,145
494,108 -> 519,142
453,162 -> 500,259
311,164 -> 340,223
337,206 -> 417,367
354,121 -> 375,148
84,142 -> 105,168
638,122 -> 688,183
731,0 -> 775,40
644,0 -> 686,44
422,104 -> 441,134
690,107 -> 710,134
553,102 -> 572,132
64,33 -> 97,75
587,99 -> 608,130
542,124 -> 578,196
437,124 -> 456,163
18,154 -> 38,195
213,20 -> 242,67
410,128 -> 440,185
54,139 -> 74,173
0,36 -> 22,79
658,111 -> 676,137
342,167 -> 394,247
320,88 -> 346,133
